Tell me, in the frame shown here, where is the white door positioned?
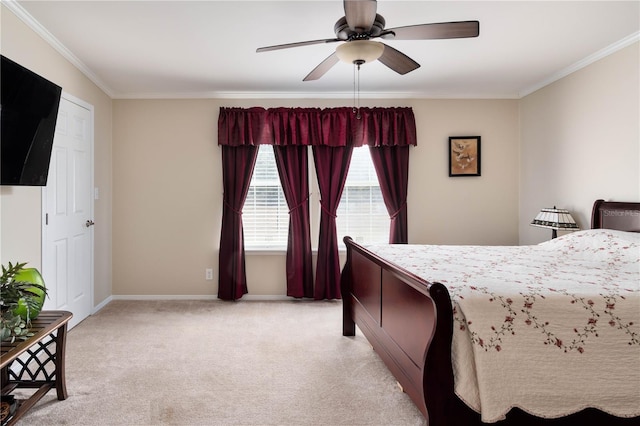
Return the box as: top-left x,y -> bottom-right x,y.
41,94 -> 94,329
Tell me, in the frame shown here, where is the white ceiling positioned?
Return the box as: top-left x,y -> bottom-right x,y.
8,0 -> 640,99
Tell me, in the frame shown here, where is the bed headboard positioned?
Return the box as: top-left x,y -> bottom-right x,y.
591,199 -> 640,232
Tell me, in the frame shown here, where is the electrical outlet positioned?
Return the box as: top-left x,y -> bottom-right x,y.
205,268 -> 213,280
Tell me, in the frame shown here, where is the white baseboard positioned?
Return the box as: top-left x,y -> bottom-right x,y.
92,295 -> 113,313
110,294 -> 292,301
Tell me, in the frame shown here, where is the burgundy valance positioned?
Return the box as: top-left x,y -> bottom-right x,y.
218,107 -> 417,147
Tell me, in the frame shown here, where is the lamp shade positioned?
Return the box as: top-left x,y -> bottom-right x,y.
336,40 -> 384,64
530,207 -> 579,238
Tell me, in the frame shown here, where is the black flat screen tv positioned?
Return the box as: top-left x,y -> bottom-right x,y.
1,55 -> 62,186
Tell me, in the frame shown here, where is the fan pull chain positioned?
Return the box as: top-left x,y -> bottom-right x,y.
357,63 -> 361,119
353,61 -> 363,120
352,63 -> 357,117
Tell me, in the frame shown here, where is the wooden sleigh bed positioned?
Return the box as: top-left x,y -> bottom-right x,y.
341,200 -> 640,425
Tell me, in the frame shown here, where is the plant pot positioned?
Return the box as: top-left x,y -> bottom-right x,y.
12,268 -> 46,320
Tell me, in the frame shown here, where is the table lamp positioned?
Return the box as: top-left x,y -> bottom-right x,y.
530,206 -> 579,239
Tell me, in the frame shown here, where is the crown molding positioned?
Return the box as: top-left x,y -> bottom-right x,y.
3,0 -> 116,98
519,31 -> 640,98
111,90 -> 519,100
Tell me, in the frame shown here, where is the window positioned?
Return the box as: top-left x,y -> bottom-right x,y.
243,145 -> 388,249
243,146 -> 289,248
336,147 -> 389,246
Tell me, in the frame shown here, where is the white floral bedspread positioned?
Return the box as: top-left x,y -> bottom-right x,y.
364,229 -> 640,423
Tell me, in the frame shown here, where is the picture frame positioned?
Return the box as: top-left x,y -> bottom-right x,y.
449,136 -> 481,177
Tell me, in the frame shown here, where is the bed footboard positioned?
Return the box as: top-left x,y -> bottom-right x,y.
341,236 -> 471,425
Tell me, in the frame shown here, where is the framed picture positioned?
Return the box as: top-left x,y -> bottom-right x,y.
449,136 -> 481,177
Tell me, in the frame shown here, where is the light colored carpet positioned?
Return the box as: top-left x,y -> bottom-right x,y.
16,300 -> 426,425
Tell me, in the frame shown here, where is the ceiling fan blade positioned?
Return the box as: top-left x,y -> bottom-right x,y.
383,21 -> 479,40
377,45 -> 420,75
344,0 -> 377,33
303,53 -> 340,81
257,38 -> 341,53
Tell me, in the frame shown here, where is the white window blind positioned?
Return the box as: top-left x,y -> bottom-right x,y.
243,145 -> 389,250
243,145 -> 289,249
336,147 -> 389,246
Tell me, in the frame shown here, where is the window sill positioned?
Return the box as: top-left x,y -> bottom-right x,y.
245,248 -> 347,256
245,248 -> 287,256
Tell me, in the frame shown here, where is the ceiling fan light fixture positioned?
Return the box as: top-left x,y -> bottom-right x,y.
336,40 -> 384,64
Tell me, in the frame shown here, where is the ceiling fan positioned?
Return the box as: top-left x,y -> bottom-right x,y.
256,0 -> 479,81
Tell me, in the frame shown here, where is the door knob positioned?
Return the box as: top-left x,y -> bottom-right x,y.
85,220 -> 95,227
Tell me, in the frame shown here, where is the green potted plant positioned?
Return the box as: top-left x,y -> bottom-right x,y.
1,262 -> 47,343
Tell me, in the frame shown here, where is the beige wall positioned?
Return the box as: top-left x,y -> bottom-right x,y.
5,3 -> 637,300
0,6 -> 113,306
112,98 -> 519,296
519,43 -> 640,244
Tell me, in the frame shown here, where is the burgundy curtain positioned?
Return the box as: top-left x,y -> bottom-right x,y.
312,145 -> 353,300
270,108 -> 322,146
218,107 -> 417,148
369,145 -> 410,244
273,146 -> 314,298
357,107 -> 417,147
218,107 -> 271,146
218,145 -> 258,300
217,106 -> 416,300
